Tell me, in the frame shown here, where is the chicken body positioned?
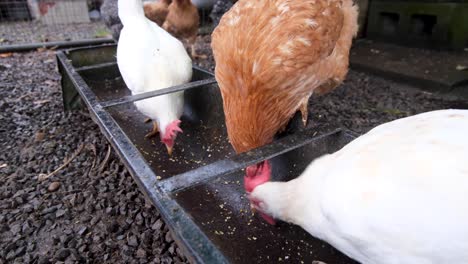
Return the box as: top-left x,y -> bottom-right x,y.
249,109 -> 468,264
117,0 -> 192,155
163,0 -> 205,59
143,0 -> 172,26
212,0 -> 358,153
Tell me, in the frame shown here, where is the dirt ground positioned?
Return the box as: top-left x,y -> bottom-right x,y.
1,51 -> 188,264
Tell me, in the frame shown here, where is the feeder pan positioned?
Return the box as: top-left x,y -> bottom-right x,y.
57,44 -> 359,264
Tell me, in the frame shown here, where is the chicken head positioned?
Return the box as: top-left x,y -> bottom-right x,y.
161,119 -> 183,156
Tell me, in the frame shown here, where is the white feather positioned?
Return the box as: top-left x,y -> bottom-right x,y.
252,109 -> 468,264
116,0 -> 192,136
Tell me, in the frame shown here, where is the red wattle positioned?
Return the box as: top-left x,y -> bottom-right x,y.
260,212 -> 276,225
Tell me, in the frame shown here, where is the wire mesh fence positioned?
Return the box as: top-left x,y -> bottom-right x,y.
0,0 -> 104,23
0,0 -> 217,46
0,0 -> 108,46
0,0 -> 32,21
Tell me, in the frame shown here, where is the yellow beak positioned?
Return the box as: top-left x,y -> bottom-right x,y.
166,145 -> 173,156
250,203 -> 256,214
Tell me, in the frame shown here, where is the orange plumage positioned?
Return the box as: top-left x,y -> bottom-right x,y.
162,0 -> 205,59
212,0 -> 358,153
143,0 -> 172,26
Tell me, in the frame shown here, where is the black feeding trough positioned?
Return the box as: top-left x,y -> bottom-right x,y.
57,44 -> 359,264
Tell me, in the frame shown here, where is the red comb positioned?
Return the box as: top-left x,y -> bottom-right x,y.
244,161 -> 271,193
164,120 -> 183,139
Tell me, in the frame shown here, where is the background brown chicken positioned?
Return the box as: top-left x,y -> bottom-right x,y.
163,0 -> 205,59
143,0 -> 172,26
212,0 -> 358,180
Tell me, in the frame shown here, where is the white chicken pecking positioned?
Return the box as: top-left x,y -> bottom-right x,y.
246,109 -> 468,264
117,0 -> 192,155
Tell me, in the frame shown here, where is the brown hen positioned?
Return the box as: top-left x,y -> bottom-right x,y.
143,0 -> 172,26
212,0 -> 358,154
162,0 -> 205,59
212,0 -> 358,191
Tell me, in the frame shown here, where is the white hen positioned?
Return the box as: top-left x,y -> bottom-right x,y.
117,0 -> 192,155
248,109 -> 468,264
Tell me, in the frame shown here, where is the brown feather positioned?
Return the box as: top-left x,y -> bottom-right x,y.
143,0 -> 172,26
212,0 -> 358,153
162,0 -> 199,43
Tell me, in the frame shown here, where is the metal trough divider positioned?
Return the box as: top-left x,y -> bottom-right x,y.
57,44 -> 359,264
100,78 -> 217,108
159,129 -> 346,194
57,50 -> 229,263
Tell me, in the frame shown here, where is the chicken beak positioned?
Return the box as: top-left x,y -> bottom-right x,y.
250,202 -> 256,214
166,145 -> 173,156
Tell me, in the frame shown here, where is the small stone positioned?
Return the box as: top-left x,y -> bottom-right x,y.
48,182 -> 60,192
55,248 -> 70,261
41,205 -> 58,215
161,256 -> 173,264
38,256 -> 51,264
136,248 -> 147,258
77,226 -> 87,236
92,235 -> 102,242
78,245 -> 87,253
127,235 -> 138,247
151,219 -> 163,231
6,250 -> 16,260
90,216 -> 100,225
10,223 -> 21,234
26,242 -> 35,252
141,230 -> 152,245
168,244 -> 175,255
135,213 -> 143,225
15,246 -> 26,257
67,238 -> 77,249
165,232 -> 173,243
56,209 -> 66,218
60,235 -> 72,245
24,253 -> 32,263
122,245 -> 134,256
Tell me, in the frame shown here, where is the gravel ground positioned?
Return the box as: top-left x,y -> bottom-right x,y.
312,71 -> 468,133
0,21 -> 110,46
1,51 -> 188,263
1,35 -> 467,264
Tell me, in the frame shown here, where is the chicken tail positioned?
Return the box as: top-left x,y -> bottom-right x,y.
324,0 -> 359,85
335,1 -> 359,60
341,0 -> 359,40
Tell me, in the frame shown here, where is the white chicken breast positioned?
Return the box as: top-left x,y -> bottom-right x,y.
248,109 -> 468,264
117,0 -> 192,155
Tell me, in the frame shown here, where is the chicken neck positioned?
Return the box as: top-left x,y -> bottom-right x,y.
118,0 -> 145,26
